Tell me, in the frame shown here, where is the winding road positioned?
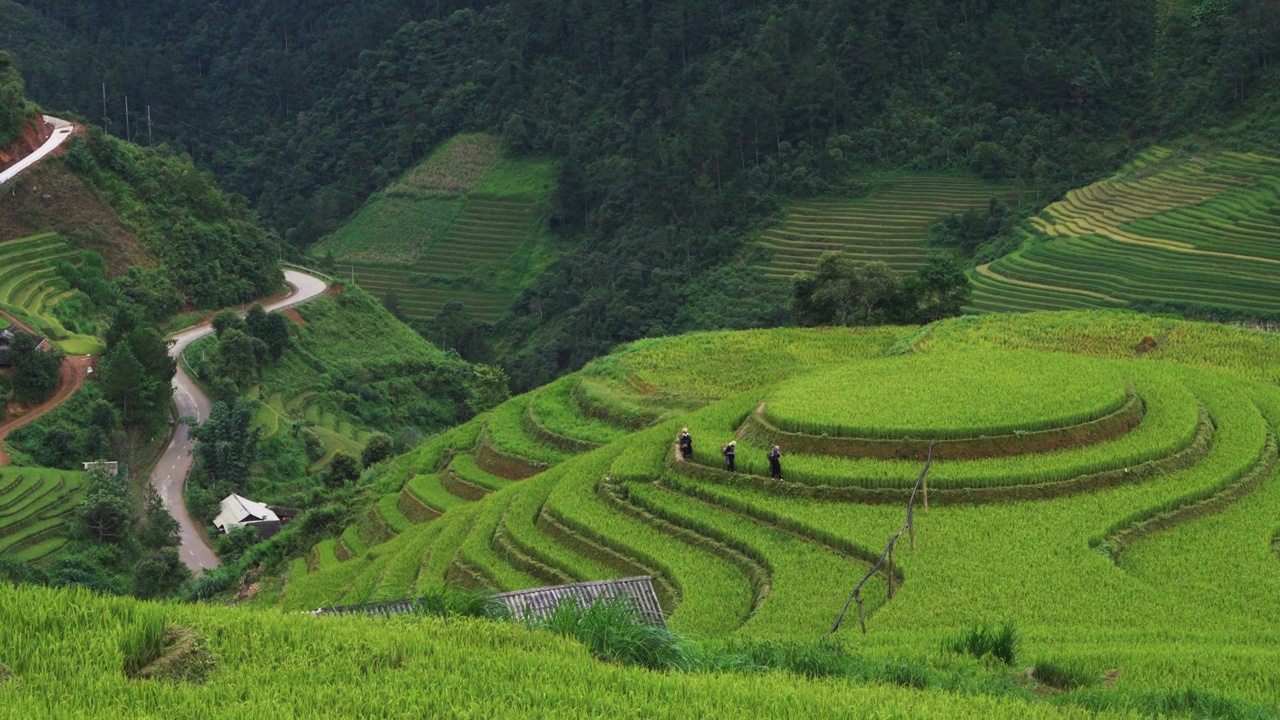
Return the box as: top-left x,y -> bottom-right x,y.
0,115 -> 74,185
155,269 -> 328,573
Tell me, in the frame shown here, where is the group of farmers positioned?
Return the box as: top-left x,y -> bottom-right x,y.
676,428 -> 782,480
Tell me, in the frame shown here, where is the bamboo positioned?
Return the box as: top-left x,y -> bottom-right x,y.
887,541 -> 896,600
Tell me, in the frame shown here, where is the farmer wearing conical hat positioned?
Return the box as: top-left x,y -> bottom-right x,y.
678,427 -> 693,460
722,440 -> 736,472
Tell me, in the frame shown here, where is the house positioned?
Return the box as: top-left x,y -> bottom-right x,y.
82,461 -> 119,476
0,325 -> 49,367
213,494 -> 283,539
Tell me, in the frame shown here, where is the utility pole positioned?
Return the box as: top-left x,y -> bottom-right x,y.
124,95 -> 130,143
147,106 -> 153,147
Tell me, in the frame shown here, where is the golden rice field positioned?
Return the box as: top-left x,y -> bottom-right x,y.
257,310 -> 1280,716
971,148 -> 1280,315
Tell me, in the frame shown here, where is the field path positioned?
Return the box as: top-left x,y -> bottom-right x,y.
156,269 -> 329,573
0,345 -> 93,466
0,116 -> 75,185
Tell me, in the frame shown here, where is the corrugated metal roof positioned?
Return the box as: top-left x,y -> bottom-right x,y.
498,577 -> 666,627
311,576 -> 666,628
213,493 -> 279,532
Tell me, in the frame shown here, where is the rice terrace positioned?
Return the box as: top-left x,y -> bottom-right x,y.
6,0 -> 1280,717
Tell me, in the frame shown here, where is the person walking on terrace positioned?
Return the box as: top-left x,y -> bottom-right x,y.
678,427 -> 693,461
722,440 -> 736,472
768,445 -> 782,480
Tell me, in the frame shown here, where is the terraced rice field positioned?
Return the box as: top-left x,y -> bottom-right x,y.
0,466 -> 86,562
972,148 -> 1280,314
347,197 -> 542,321
314,133 -> 557,322
252,388 -> 369,471
0,233 -> 102,354
266,314 -> 1280,712
758,176 -> 1014,278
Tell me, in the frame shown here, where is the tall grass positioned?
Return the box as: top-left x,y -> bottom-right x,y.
943,620 -> 1020,666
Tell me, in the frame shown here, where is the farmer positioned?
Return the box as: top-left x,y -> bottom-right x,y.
768,445 -> 782,480
722,440 -> 736,472
675,425 -> 696,458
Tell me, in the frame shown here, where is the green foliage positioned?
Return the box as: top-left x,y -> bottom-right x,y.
6,331 -> 61,402
792,252 -> 971,327
944,621 -> 1021,666
360,433 -> 394,468
191,399 -> 259,492
118,605 -> 167,677
530,597 -> 688,672
411,586 -> 510,621
131,548 -> 191,600
75,467 -> 130,544
0,50 -> 31,147
324,451 -> 359,489
60,129 -> 282,309
7,383 -> 117,469
135,485 -> 180,550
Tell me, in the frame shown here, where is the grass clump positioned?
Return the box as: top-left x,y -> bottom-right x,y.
1033,657 -> 1100,690
944,620 -> 1020,666
529,597 -> 689,671
120,607 -> 167,678
411,587 -> 510,620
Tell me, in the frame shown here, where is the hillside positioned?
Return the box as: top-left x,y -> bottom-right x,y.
263,312 -> 1280,715
311,133 -> 559,323
971,147 -> 1280,316
184,284 -> 493,504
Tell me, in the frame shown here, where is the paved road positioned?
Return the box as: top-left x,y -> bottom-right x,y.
154,270 -> 329,573
0,116 -> 74,185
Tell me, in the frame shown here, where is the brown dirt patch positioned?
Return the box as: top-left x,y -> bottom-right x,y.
0,162 -> 153,277
283,308 -> 306,326
326,283 -> 344,298
0,115 -> 51,170
0,353 -> 95,466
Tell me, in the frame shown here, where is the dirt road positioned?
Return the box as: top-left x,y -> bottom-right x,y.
0,353 -> 93,465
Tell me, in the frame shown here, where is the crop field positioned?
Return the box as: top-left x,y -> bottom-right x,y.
0,233 -> 104,354
312,134 -> 559,322
757,175 -> 1014,278
0,466 -> 86,562
0,584 -> 1142,719
263,312 -> 1280,714
971,148 -> 1280,315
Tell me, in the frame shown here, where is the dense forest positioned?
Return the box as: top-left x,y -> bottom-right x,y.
5,0 -> 1279,385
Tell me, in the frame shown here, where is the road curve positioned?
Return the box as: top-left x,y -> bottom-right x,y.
155,270 -> 329,573
0,115 -> 75,185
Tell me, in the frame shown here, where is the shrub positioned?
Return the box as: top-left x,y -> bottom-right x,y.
943,620 -> 1020,666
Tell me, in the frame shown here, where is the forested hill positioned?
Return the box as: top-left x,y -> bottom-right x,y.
5,0 -> 1279,386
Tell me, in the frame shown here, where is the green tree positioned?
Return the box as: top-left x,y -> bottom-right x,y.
244,305 -> 291,360
211,311 -> 246,338
8,331 -> 62,402
191,399 -> 259,490
215,328 -> 269,387
76,467 -> 131,543
360,432 -> 394,468
136,484 -> 181,550
468,364 -> 511,415
97,340 -> 153,425
324,451 -> 360,488
133,548 -> 191,599
792,253 -> 903,326
908,252 -> 973,323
